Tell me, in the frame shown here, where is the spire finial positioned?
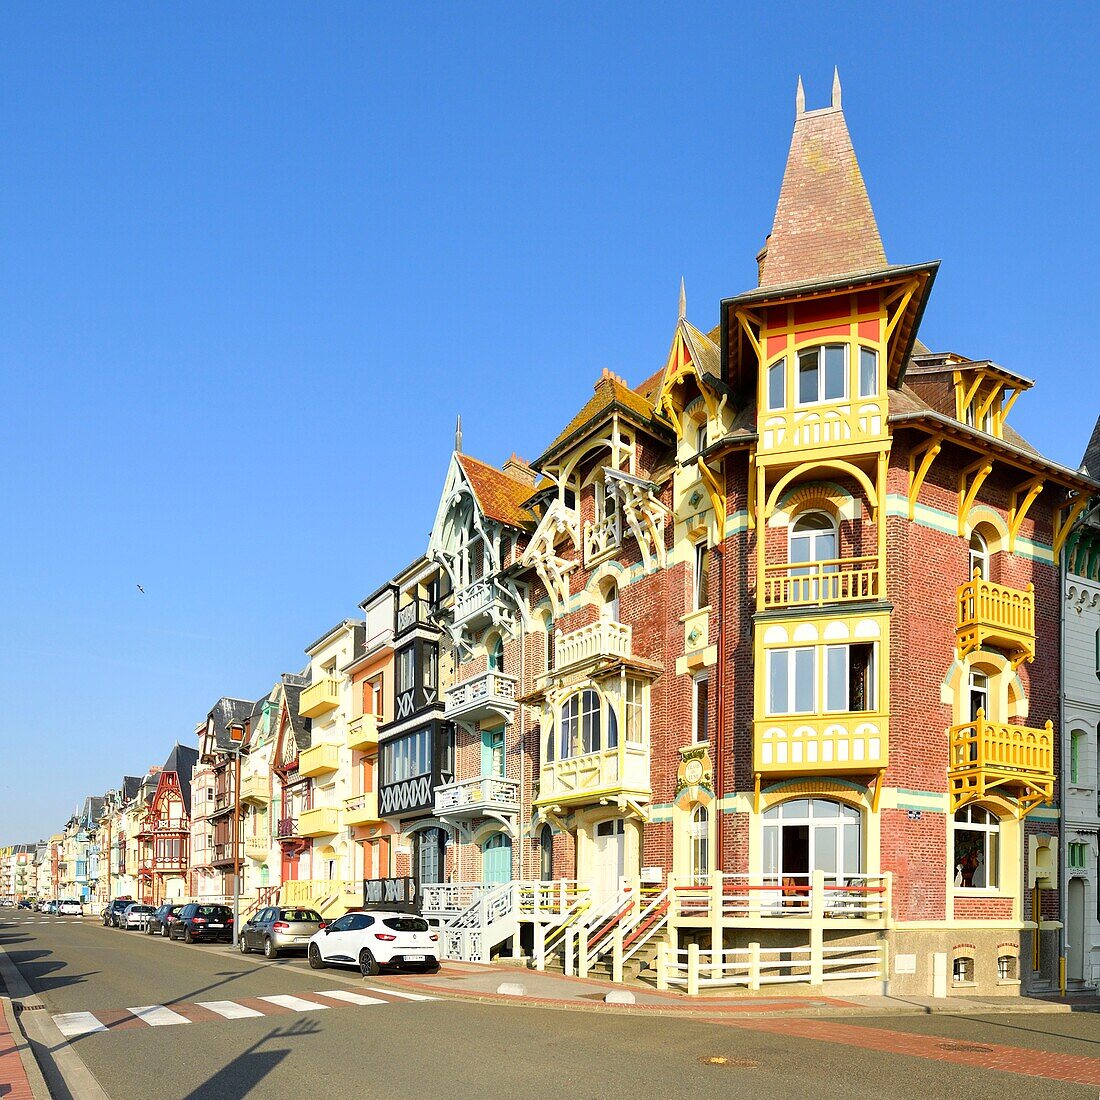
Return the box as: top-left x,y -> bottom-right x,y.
678,276 -> 686,321
455,415 -> 462,454
795,75 -> 805,118
832,66 -> 841,109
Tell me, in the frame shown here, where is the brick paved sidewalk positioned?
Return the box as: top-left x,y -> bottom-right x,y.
0,996 -> 41,1100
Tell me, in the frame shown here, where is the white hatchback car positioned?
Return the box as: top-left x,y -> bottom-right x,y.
58,899 -> 84,916
307,910 -> 440,976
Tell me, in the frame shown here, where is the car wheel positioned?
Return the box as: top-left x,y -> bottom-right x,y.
238,935 -> 249,954
308,943 -> 326,970
184,927 -> 194,944
424,961 -> 441,973
161,924 -> 170,937
358,949 -> 379,977
263,937 -> 278,960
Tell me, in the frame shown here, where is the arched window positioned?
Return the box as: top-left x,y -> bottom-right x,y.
969,529 -> 990,580
789,511 -> 838,567
539,826 -> 554,882
558,689 -> 616,759
953,805 -> 999,889
488,635 -> 504,672
762,798 -> 862,894
690,804 -> 709,884
968,668 -> 990,722
600,580 -> 620,623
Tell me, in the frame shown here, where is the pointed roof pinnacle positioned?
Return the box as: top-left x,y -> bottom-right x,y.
758,71 -> 886,288
455,414 -> 462,454
678,276 -> 686,321
795,75 -> 805,118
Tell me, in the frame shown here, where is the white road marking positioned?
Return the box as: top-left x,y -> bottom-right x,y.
363,986 -> 435,1001
316,989 -> 387,1006
128,1004 -> 190,1026
196,1000 -> 265,1019
53,1011 -> 107,1037
258,994 -> 328,1012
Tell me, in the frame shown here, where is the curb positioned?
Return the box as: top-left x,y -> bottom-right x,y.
1,993 -> 50,1100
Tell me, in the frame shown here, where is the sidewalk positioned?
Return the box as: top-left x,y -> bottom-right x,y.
368,959 -> 1076,1018
0,995 -> 47,1100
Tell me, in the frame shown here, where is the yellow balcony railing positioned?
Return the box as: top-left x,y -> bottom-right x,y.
948,710 -> 1054,817
956,574 -> 1035,668
534,742 -> 650,810
754,714 -> 888,777
239,773 -> 270,806
298,742 -> 340,778
299,677 -> 341,718
298,806 -> 342,837
761,557 -> 882,610
244,835 -> 269,861
347,714 -> 379,752
343,792 -> 381,827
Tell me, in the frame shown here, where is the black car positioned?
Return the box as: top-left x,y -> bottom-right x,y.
146,902 -> 181,937
169,903 -> 234,944
102,897 -> 135,927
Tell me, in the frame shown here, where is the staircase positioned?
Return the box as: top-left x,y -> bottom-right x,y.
439,881 -> 519,963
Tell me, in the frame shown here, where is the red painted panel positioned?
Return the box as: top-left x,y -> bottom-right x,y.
793,297 -> 848,326
799,324 -> 849,343
858,289 -> 880,313
767,334 -> 787,358
859,319 -> 880,340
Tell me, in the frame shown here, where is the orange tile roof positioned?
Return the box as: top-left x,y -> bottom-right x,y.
456,453 -> 536,530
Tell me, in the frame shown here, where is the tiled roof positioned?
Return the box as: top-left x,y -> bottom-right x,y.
456,454 -> 537,530
759,97 -> 886,288
161,744 -> 200,816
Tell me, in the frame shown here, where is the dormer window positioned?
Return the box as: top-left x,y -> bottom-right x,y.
798,344 -> 847,405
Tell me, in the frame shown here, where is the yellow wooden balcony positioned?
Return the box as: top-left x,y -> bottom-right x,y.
948,710 -> 1054,817
299,677 -> 341,718
956,574 -> 1035,668
244,835 -> 269,861
298,806 -> 342,837
754,714 -> 888,778
298,742 -> 340,778
761,557 -> 882,611
343,792 -> 381,827
534,743 -> 650,811
239,773 -> 270,806
347,713 -> 379,751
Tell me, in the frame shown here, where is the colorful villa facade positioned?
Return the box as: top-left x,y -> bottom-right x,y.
21,78 -> 1099,999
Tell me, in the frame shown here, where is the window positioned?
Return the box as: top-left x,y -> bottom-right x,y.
559,690 -> 617,759
397,647 -> 415,694
767,648 -> 816,715
858,347 -> 878,398
694,419 -> 708,455
825,643 -> 875,713
797,344 -> 847,405
968,669 -> 989,722
383,729 -> 432,783
424,645 -> 437,692
953,956 -> 975,984
1069,841 -> 1087,869
540,827 -> 555,881
762,798 -> 862,890
690,805 -> 709,884
767,359 -> 786,410
624,678 -> 644,745
601,581 -> 620,623
789,512 -> 837,568
488,635 -> 504,672
997,955 -> 1017,982
693,542 -> 710,610
954,805 -> 999,889
969,530 -> 990,580
1070,731 -> 1084,786
693,674 -> 709,743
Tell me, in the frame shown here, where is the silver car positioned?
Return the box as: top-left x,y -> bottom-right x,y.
239,906 -> 324,958
121,903 -> 155,930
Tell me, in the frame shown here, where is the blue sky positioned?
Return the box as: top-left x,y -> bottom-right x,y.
1,4 -> 1096,844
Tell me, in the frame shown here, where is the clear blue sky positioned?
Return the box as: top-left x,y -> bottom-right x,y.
1,4 -> 1096,844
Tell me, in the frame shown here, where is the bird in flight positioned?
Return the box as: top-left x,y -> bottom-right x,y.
136,584 -> 145,594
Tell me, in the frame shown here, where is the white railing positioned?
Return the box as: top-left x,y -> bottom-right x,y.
671,870 -> 891,923
555,619 -> 632,668
439,881 -> 519,964
420,881 -> 493,918
434,775 -> 520,814
657,941 -> 887,994
454,579 -> 497,623
583,511 -> 621,564
444,670 -> 517,718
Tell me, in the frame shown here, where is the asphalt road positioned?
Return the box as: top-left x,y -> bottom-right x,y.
2,913 -> 1099,1100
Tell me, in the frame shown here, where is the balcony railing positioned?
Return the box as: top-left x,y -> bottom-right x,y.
555,619 -> 632,670
343,792 -> 381,827
453,579 -> 497,625
212,842 -> 237,863
754,713 -> 888,776
444,670 -> 518,725
948,710 -> 1054,815
299,742 -> 340,778
300,677 -> 341,719
434,775 -> 520,819
395,597 -> 435,637
239,773 -> 270,806
244,835 -> 269,861
583,511 -> 621,565
956,574 -> 1035,667
275,816 -> 299,840
347,713 -> 379,751
761,556 -> 882,610
757,397 -> 887,454
298,806 -> 342,837
535,742 -> 650,810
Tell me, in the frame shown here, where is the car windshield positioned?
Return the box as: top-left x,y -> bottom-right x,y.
132,906 -> 153,913
279,909 -> 320,922
197,906 -> 230,917
382,917 -> 429,932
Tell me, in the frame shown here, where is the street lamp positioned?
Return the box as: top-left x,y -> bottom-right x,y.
227,720 -> 246,948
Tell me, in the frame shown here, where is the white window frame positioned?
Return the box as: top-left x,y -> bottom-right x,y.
858,346 -> 879,398
692,673 -> 709,744
953,805 -> 999,890
796,344 -> 848,406
766,357 -> 786,411
766,647 -> 816,716
693,541 -> 710,611
824,643 -> 876,714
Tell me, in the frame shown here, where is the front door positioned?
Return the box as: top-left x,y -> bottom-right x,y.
591,819 -> 625,905
1069,877 -> 1086,983
482,834 -> 512,885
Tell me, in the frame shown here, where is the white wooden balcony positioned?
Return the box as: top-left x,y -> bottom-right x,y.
444,670 -> 517,726
434,775 -> 519,824
535,741 -> 650,811
452,579 -> 500,627
555,620 -> 632,670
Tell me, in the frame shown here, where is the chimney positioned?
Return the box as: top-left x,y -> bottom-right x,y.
502,453 -> 537,487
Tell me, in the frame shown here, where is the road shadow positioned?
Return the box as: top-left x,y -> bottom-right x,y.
4,949 -> 98,996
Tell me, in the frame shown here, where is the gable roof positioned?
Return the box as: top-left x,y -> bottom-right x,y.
205,697 -> 255,754
455,454 -> 536,530
161,744 -> 200,816
759,79 -> 886,289
281,673 -> 312,755
121,776 -> 142,802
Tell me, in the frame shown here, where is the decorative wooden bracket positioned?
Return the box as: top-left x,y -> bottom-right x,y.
735,310 -> 762,361
1007,477 -> 1044,551
907,435 -> 942,519
1054,495 -> 1090,559
883,279 -> 918,345
957,457 -> 994,537
696,457 -> 726,540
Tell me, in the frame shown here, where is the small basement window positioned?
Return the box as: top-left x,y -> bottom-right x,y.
952,956 -> 975,984
997,955 -> 1017,982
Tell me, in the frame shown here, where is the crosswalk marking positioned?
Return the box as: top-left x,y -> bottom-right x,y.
258,994 -> 328,1012
316,989 -> 386,1006
196,1000 -> 266,1019
128,1004 -> 190,1027
364,985 -> 434,1001
53,1012 -> 107,1037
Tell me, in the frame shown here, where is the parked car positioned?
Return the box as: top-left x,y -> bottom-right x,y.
0,897 -> 14,907
170,903 -> 234,944
239,906 -> 324,959
38,900 -> 51,913
45,901 -> 59,915
102,897 -> 134,927
18,899 -> 34,910
58,899 -> 84,916
146,902 -> 181,937
307,910 -> 439,976
121,903 -> 155,930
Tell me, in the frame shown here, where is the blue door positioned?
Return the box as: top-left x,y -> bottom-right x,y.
482,833 -> 512,884
481,727 -> 505,778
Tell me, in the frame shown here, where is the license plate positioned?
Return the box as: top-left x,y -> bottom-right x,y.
405,954 -> 426,961
208,923 -> 224,929
293,936 -> 307,943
